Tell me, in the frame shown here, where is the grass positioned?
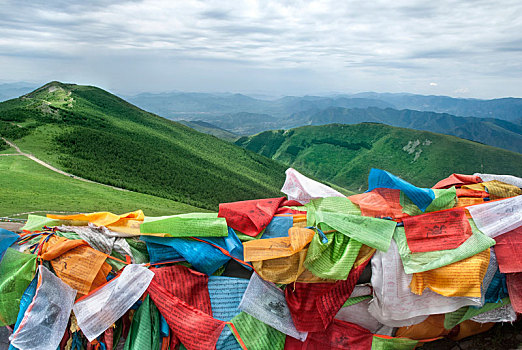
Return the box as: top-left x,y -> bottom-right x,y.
237,123 -> 522,192
0,82 -> 288,211
0,155 -> 207,218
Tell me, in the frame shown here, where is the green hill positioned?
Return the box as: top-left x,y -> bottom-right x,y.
0,155 -> 205,217
236,123 -> 522,192
0,82 -> 287,211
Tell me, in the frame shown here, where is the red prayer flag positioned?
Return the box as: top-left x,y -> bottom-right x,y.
348,188 -> 406,219
152,265 -> 212,315
506,272 -> 522,313
494,227 -> 522,273
456,188 -> 489,198
285,256 -> 371,332
403,208 -> 472,253
218,197 -> 286,236
432,174 -> 482,189
148,279 -> 225,350
284,320 -> 373,350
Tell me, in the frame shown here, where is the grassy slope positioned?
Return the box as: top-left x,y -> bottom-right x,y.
0,82 -> 288,210
237,123 -> 522,192
0,155 -> 206,217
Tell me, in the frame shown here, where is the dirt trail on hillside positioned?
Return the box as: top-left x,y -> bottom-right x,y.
2,137 -> 129,192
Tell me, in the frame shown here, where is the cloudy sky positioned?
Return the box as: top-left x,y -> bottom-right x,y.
1,0 -> 521,98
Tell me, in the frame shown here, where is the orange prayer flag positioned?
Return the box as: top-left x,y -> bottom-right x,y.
348,188 -> 406,219
410,249 -> 490,298
47,210 -> 144,231
40,236 -> 111,296
243,227 -> 315,262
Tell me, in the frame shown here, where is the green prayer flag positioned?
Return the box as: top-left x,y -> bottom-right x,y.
394,219 -> 495,274
126,238 -> 150,264
371,336 -> 419,350
0,248 -> 37,326
306,197 -> 361,227
342,295 -> 372,307
228,312 -> 286,350
140,213 -> 228,237
305,232 -> 362,280
235,229 -> 264,242
124,295 -> 160,350
401,187 -> 457,216
444,297 -> 511,330
309,211 -> 396,252
22,215 -> 87,231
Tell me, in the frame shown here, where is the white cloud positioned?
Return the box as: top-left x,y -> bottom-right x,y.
0,0 -> 521,97
429,82 -> 438,86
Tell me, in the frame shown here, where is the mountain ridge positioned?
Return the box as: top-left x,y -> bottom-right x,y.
0,81 -> 288,211
236,123 -> 522,192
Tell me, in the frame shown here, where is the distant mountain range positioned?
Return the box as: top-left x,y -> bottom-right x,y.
127,90 -> 522,122
126,91 -> 522,153
0,82 -> 39,102
236,123 -> 522,192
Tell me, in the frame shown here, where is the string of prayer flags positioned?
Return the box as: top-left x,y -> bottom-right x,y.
218,197 -> 286,237
467,195 -> 522,238
281,167 -> 345,204
9,265 -> 76,350
140,213 -> 228,237
74,264 -> 154,341
239,273 -> 308,341
368,168 -> 435,212
2,168 -> 520,350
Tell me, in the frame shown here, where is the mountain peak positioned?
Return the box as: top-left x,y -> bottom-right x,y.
25,81 -> 75,98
